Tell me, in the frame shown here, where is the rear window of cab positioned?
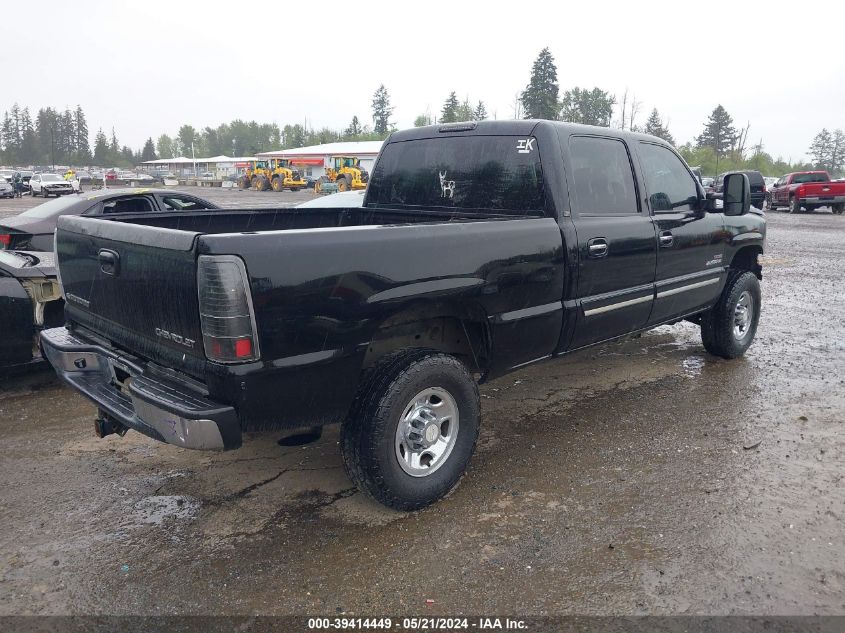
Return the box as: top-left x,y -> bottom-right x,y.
367,136 -> 545,214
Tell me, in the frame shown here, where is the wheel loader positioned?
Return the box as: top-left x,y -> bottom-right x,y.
239,159 -> 306,192
314,156 -> 369,193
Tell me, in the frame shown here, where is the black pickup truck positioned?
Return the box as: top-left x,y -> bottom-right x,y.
41,121 -> 766,510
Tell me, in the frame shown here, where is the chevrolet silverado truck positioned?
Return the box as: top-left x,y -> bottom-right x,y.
769,170 -> 845,214
41,121 -> 766,510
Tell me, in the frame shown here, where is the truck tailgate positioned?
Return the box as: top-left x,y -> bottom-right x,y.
56,215 -> 206,377
802,182 -> 845,198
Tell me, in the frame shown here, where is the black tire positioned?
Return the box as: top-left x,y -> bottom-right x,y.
789,196 -> 801,214
254,175 -> 269,191
336,176 -> 351,192
833,203 -> 844,215
340,349 -> 480,511
238,175 -> 250,189
700,271 -> 761,359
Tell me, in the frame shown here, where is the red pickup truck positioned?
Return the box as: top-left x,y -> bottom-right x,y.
769,171 -> 845,214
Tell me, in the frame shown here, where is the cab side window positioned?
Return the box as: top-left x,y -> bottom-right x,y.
638,143 -> 699,212
569,136 -> 638,215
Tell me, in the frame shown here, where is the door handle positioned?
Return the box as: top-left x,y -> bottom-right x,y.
587,238 -> 608,258
98,249 -> 120,276
659,231 -> 674,248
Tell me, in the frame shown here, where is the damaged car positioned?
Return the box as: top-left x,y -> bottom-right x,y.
0,250 -> 64,374
0,188 -> 219,251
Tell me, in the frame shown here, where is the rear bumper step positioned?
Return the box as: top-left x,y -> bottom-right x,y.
40,327 -> 241,450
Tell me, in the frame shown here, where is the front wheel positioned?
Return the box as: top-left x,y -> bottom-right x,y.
340,350 -> 480,511
700,271 -> 761,359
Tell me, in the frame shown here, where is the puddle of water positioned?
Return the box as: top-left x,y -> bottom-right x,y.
682,356 -> 706,378
132,495 -> 200,526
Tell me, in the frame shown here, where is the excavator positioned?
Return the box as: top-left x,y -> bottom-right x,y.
239,159 -> 306,192
314,156 -> 369,193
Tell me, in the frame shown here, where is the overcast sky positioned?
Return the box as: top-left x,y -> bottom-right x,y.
3,0 -> 843,160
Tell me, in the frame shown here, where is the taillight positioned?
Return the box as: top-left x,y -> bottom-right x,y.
798,185 -> 805,197
0,234 -> 10,249
197,255 -> 260,363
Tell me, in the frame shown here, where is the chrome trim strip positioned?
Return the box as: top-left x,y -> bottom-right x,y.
656,277 -> 719,299
494,301 -> 562,323
583,294 -> 652,317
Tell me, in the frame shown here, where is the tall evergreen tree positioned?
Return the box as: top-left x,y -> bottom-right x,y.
440,92 -> 459,123
20,108 -> 37,164
0,111 -> 13,160
371,85 -> 393,136
559,88 -> 615,127
109,127 -> 120,155
520,48 -> 559,120
74,106 -> 90,162
344,115 -> 362,139
474,101 -> 488,121
93,128 -> 109,165
696,105 -> 737,157
456,97 -> 474,122
643,108 -> 675,145
141,138 -> 157,161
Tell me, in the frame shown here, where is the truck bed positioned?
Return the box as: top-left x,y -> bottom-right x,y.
103,206 -> 531,235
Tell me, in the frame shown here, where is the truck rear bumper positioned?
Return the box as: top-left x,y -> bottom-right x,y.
803,196 -> 845,204
40,327 -> 241,450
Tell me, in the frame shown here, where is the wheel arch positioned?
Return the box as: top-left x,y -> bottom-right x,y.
729,244 -> 763,279
362,300 -> 492,376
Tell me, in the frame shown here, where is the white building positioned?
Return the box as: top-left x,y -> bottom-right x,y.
138,155 -> 257,178
256,141 -> 384,179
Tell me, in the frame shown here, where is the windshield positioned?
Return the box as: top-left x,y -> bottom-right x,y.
367,136 -> 545,214
792,173 -> 829,184
42,174 -> 63,182
19,195 -> 81,218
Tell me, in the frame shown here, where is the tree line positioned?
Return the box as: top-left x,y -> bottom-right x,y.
1,49 -> 841,176
0,103 -> 148,168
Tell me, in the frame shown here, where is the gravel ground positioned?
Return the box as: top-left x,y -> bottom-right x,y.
0,206 -> 843,616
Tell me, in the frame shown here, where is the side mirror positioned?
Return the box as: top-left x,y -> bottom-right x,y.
723,173 -> 751,216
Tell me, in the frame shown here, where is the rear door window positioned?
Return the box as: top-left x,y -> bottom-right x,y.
101,196 -> 155,214
367,135 -> 545,214
569,136 -> 638,215
159,195 -> 213,211
637,142 -> 699,212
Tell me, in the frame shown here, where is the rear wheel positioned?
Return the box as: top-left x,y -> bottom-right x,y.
340,349 -> 480,511
700,271 -> 761,359
833,203 -> 844,215
238,175 -> 250,189
789,196 -> 801,214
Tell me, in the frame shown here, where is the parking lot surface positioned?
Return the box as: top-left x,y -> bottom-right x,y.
0,205 -> 843,616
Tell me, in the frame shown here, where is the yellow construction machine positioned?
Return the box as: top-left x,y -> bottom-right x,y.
239,159 -> 306,192
314,156 -> 369,193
